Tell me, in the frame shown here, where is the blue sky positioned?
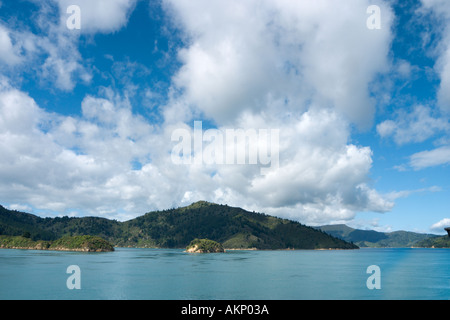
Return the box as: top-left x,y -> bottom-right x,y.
0,0 -> 449,234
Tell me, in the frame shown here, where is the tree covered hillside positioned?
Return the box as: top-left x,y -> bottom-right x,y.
0,202 -> 358,250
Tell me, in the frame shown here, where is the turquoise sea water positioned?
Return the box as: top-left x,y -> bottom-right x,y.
0,248 -> 449,300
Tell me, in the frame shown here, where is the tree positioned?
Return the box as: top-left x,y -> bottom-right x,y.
22,231 -> 31,238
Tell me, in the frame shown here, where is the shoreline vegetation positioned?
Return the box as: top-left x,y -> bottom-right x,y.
0,235 -> 115,252
0,237 -> 357,252
414,235 -> 450,248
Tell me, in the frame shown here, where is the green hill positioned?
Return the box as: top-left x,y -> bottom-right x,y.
415,236 -> 450,248
317,224 -> 439,248
0,202 -> 357,250
0,204 -> 122,243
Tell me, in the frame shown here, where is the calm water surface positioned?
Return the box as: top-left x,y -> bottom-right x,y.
0,248 -> 449,300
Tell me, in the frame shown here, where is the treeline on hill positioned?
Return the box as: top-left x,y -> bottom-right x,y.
0,201 -> 358,250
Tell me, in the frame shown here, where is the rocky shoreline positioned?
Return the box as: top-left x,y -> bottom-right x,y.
0,245 -> 112,252
185,238 -> 225,253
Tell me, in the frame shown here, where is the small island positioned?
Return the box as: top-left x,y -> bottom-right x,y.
186,238 -> 225,253
0,235 -> 115,252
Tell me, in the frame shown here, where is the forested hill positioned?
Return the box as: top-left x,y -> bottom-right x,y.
316,224 -> 439,248
0,204 -> 121,242
0,201 -> 357,250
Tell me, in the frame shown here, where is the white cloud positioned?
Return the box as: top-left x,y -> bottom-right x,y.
376,1 -> 450,172
0,12 -> 88,91
166,0 -> 393,129
158,0 -> 396,223
430,218 -> 450,233
0,79 -> 165,219
436,49 -> 450,113
168,109 -> 395,225
385,186 -> 442,200
377,105 -> 449,145
55,0 -> 137,34
7,204 -> 33,213
396,59 -> 414,78
380,105 -> 450,171
0,0 -> 137,91
0,78 -> 394,223
42,0 -> 137,89
0,25 -> 22,65
409,145 -> 450,170
420,0 -> 450,113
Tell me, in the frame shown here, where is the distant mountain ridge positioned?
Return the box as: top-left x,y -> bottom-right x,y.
316,224 -> 440,248
0,201 -> 357,250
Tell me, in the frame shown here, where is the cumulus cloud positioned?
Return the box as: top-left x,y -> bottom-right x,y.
158,0 -> 395,223
166,0 -> 393,129
0,79 -> 165,219
236,110 -> 394,222
0,78 -> 394,223
430,218 -> 450,233
0,0 -> 397,225
164,110 -> 394,225
169,110 -> 393,225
